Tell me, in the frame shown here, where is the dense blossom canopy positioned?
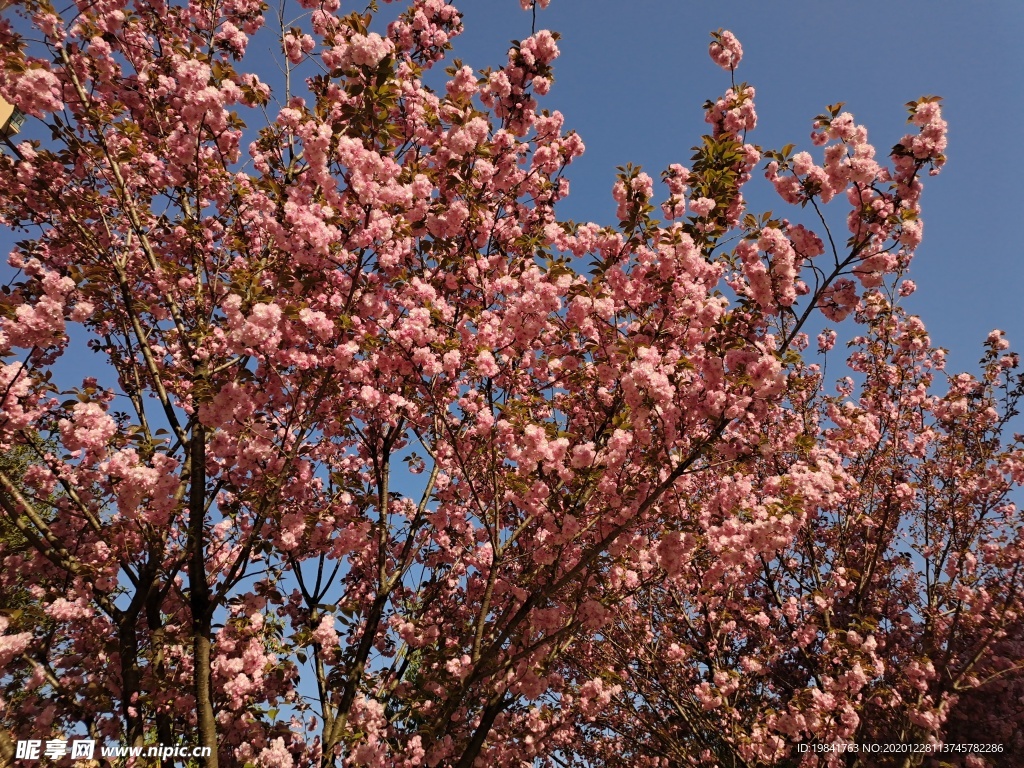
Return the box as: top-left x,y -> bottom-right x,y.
0,0 -> 1021,766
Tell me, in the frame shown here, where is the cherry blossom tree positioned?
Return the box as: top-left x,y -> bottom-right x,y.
1,0 -> 1018,766
560,308 -> 1024,768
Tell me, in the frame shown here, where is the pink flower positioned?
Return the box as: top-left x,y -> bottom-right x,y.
631,172 -> 654,199
299,308 -> 333,341
59,402 -> 117,454
11,67 -> 63,116
787,224 -> 825,257
690,197 -> 716,217
664,163 -> 690,195
45,597 -> 93,621
791,151 -> 814,176
282,32 -> 314,64
310,615 -> 339,649
3,295 -> 66,348
521,30 -> 559,65
0,617 -> 32,667
349,32 -> 393,68
709,30 -> 743,70
237,302 -> 283,350
475,349 -> 499,377
256,737 -> 293,768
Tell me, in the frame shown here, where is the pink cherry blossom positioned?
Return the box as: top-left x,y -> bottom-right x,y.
690,196 -> 716,217
709,29 -> 743,70
0,6 -> 1008,768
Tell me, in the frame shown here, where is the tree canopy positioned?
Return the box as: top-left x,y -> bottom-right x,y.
0,1 -> 1021,766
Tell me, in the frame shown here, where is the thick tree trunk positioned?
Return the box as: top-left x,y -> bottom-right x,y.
117,623 -> 145,749
0,730 -> 14,768
147,590 -> 175,768
188,424 -> 218,767
453,694 -> 507,768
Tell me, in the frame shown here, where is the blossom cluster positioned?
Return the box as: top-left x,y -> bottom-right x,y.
0,5 -> 1015,768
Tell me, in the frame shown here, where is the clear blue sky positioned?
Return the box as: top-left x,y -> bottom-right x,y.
446,0 -> 1024,375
